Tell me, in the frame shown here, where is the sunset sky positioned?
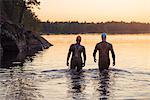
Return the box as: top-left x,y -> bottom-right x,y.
33,0 -> 150,23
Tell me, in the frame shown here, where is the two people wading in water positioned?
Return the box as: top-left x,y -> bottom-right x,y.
67,33 -> 115,72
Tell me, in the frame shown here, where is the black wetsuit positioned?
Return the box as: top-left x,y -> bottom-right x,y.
93,41 -> 115,71
68,43 -> 86,72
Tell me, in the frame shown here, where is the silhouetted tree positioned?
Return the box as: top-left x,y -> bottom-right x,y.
0,0 -> 41,31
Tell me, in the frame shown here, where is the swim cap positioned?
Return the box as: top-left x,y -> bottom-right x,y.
101,33 -> 107,38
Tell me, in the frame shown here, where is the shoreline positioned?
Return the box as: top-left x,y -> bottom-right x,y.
41,32 -> 150,35
0,17 -> 53,67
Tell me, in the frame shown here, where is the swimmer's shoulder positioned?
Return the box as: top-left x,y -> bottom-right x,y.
96,42 -> 102,47
70,44 -> 76,50
105,42 -> 113,49
70,44 -> 76,47
106,41 -> 112,46
97,41 -> 112,48
80,44 -> 85,49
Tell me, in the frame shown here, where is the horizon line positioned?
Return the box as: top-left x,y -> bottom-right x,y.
40,20 -> 150,24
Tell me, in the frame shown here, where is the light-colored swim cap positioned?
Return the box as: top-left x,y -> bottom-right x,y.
101,33 -> 107,38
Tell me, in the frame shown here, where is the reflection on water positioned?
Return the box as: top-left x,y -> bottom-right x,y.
0,66 -> 43,100
0,50 -> 43,99
98,70 -> 110,99
67,71 -> 86,100
0,50 -> 40,68
1,52 -> 25,68
0,34 -> 150,99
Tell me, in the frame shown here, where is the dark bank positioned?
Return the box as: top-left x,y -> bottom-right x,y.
0,0 -> 53,67
0,16 -> 53,68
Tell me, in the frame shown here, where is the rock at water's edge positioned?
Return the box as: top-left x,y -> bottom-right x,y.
0,16 -> 53,54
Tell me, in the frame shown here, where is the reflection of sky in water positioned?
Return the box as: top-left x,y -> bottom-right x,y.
0,34 -> 150,99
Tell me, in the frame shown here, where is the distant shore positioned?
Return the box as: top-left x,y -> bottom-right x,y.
41,32 -> 150,35
40,21 -> 150,34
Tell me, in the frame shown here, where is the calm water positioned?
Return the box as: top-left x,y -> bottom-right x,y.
0,34 -> 150,100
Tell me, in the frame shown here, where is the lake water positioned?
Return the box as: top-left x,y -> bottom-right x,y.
0,34 -> 150,100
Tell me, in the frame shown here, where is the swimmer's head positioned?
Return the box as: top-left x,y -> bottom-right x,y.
101,33 -> 107,41
76,35 -> 81,44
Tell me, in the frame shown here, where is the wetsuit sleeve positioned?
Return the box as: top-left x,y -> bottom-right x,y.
110,44 -> 115,63
67,45 -> 73,63
83,46 -> 86,64
93,44 -> 98,59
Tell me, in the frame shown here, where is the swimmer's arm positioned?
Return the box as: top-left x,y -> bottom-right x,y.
83,47 -> 86,64
93,44 -> 98,62
66,45 -> 72,66
110,45 -> 115,66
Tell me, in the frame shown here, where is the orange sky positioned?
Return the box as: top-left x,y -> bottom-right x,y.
33,0 -> 150,23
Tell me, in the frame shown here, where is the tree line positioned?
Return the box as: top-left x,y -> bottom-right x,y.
0,0 -> 41,32
40,21 -> 150,34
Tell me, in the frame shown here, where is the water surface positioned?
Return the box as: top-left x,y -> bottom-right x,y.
0,34 -> 150,100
